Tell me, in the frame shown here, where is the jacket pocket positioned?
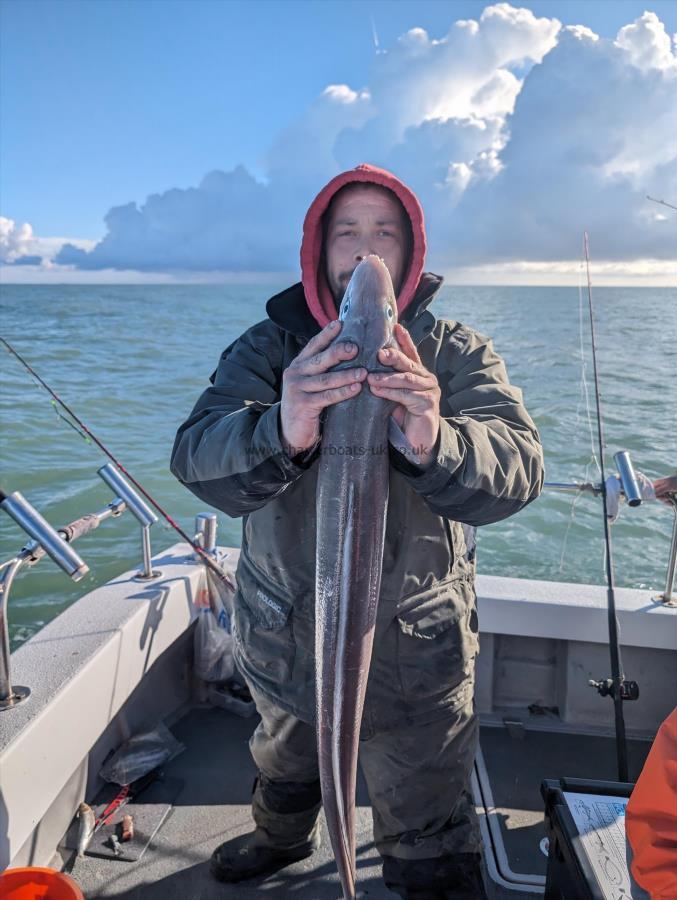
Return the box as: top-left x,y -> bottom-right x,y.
395,584 -> 479,699
232,560 -> 296,686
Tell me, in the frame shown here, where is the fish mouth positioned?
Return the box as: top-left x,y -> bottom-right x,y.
344,255 -> 386,275
358,254 -> 386,267
340,255 -> 390,289
369,360 -> 395,374
330,358 -> 393,374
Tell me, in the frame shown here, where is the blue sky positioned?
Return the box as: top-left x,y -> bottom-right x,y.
1,0 -> 676,284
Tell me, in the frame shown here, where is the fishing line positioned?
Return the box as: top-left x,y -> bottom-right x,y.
576,260 -> 601,477
557,488 -> 585,575
558,257 -> 601,573
0,336 -> 234,591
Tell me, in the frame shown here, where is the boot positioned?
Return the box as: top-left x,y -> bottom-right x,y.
209,774 -> 322,883
209,821 -> 322,883
382,852 -> 488,899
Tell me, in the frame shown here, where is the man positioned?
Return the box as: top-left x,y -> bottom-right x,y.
626,704 -> 677,899
170,163 -> 545,898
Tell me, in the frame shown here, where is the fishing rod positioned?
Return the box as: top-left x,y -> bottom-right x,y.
0,336 -> 235,591
582,233 -> 637,783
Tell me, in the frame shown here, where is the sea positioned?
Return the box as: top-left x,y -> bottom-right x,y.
1,283 -> 675,650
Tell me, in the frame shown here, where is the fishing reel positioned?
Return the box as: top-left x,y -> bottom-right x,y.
588,677 -> 640,701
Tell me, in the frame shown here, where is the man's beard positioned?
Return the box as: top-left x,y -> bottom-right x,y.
329,270 -> 354,306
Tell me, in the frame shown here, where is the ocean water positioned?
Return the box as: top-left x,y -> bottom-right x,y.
1,283 -> 675,650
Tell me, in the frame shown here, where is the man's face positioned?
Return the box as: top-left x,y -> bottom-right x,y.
324,185 -> 408,306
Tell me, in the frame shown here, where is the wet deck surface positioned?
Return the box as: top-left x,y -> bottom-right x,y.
67,705 -> 397,899
66,704 -> 651,899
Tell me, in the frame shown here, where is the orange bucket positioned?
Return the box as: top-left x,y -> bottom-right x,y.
0,867 -> 84,899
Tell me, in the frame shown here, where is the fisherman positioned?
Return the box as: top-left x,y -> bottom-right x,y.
170,162 -> 545,899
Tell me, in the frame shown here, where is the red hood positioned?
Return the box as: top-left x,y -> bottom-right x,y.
300,163 -> 427,329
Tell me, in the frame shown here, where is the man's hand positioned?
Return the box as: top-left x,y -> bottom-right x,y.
367,322 -> 441,467
280,320 -> 367,456
654,474 -> 677,506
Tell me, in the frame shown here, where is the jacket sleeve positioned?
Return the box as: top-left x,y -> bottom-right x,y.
388,321 -> 545,526
169,321 -> 315,518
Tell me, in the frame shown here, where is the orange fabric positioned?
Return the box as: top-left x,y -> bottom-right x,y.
299,163 -> 427,329
626,706 -> 677,898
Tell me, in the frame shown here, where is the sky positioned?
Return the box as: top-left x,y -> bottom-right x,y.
1,0 -> 676,286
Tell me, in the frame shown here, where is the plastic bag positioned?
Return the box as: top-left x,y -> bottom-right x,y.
193,562 -> 235,683
100,722 -> 184,785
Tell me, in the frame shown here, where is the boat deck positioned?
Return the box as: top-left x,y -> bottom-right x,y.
63,703 -> 651,899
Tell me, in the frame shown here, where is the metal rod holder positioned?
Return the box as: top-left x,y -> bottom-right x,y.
614,450 -> 642,507
1,491 -> 89,580
0,491 -> 90,711
139,525 -> 156,581
97,464 -> 161,581
656,498 -> 677,606
545,454 -> 677,607
194,513 -> 218,560
0,558 -> 31,710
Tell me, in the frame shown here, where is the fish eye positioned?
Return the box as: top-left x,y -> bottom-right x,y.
386,305 -> 394,319
340,299 -> 350,320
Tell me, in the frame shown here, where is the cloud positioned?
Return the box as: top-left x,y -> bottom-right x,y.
3,4 -> 675,281
433,22 -> 677,264
333,3 -> 560,178
0,216 -> 39,263
614,10 -> 677,71
56,165 -> 298,272
0,215 -> 95,269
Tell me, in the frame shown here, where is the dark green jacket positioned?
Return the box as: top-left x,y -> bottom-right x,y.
170,274 -> 545,727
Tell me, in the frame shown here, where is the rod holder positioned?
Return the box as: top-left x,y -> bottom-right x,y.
194,513 -> 218,559
1,558 -> 31,710
614,451 -> 642,507
656,497 -> 677,606
545,470 -> 676,606
97,464 -> 161,581
0,492 -> 89,711
1,491 -> 89,580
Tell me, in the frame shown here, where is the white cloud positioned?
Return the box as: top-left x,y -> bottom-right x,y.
434,22 -> 677,265
334,2 -> 560,170
564,24 -> 598,43
1,216 -> 37,263
3,4 -> 676,284
614,11 -> 677,71
0,216 -> 94,266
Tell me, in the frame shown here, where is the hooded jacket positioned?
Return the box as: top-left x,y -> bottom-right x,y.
300,162 -> 426,328
170,163 -> 545,728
